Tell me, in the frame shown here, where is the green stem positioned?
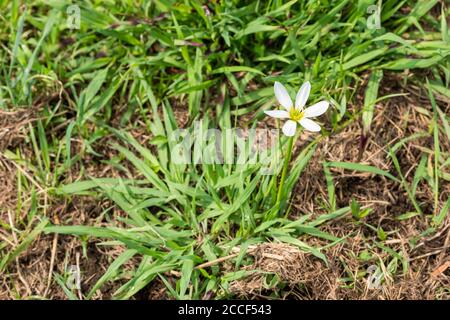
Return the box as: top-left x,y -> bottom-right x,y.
276,135 -> 294,207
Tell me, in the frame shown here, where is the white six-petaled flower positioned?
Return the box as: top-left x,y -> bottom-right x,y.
265,81 -> 329,136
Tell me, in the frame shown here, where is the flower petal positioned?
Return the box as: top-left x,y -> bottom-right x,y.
274,81 -> 293,111
299,118 -> 321,132
304,101 -> 329,118
264,110 -> 290,119
295,81 -> 311,110
282,120 -> 297,136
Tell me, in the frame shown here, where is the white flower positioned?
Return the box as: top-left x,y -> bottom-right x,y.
264,81 -> 329,136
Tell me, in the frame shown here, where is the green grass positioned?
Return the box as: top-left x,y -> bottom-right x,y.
0,0 -> 449,299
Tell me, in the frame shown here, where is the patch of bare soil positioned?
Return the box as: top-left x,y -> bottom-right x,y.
0,107 -> 38,220
133,277 -> 171,300
0,108 -> 39,152
228,243 -> 329,299
0,157 -> 17,218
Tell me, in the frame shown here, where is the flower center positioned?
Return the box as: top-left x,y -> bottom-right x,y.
289,108 -> 304,121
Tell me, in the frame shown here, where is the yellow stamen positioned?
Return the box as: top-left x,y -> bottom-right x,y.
289,108 -> 304,121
